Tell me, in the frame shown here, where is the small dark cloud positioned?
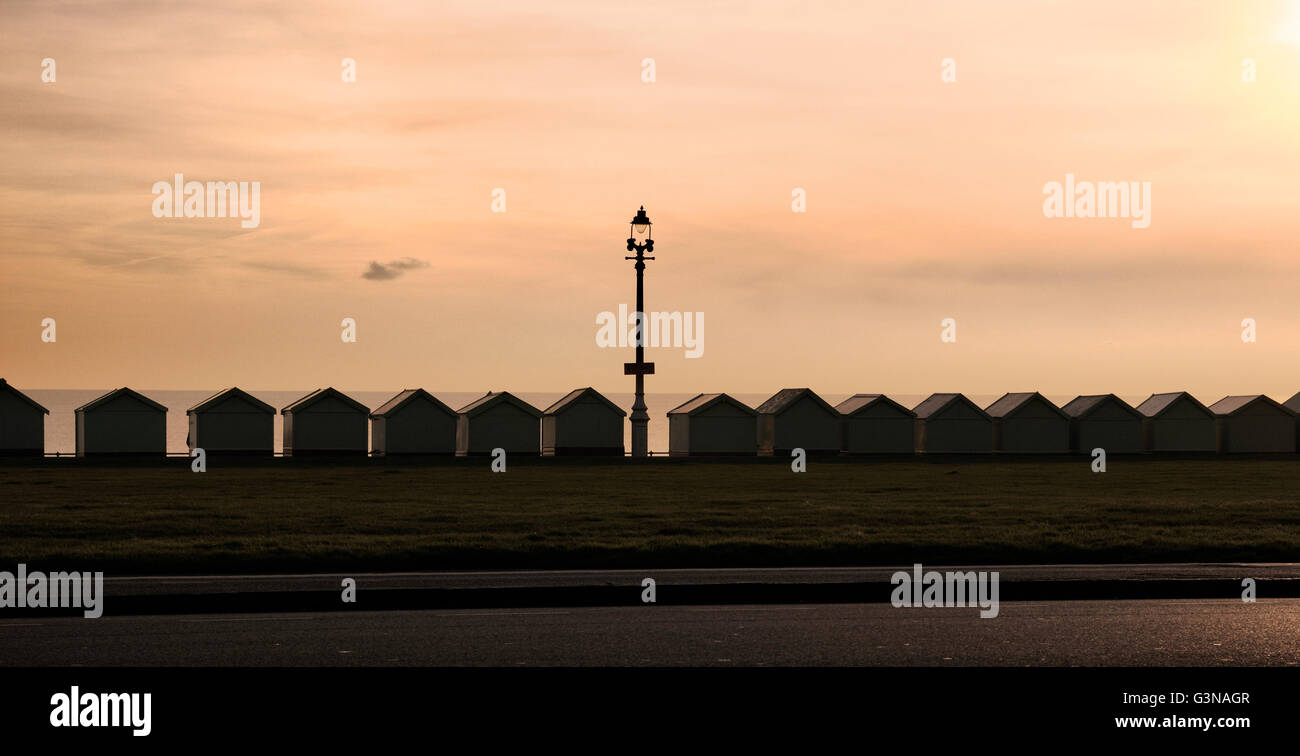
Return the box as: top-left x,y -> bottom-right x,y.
362,257 -> 430,281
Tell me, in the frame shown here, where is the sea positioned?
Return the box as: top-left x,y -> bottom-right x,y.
22,390 -> 1104,455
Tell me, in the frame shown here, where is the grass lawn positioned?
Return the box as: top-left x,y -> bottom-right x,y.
2,458 -> 1299,573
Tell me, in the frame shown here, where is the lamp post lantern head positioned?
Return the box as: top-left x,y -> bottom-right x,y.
627,205 -> 653,252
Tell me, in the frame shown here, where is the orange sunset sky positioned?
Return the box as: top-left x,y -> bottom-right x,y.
3,0 -> 1300,399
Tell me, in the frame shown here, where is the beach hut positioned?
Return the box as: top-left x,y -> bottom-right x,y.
74,387 -> 167,456
984,392 -> 1069,453
756,388 -> 841,455
1135,392 -> 1216,452
456,391 -> 542,456
1209,395 -> 1295,453
912,393 -> 992,453
541,387 -> 626,456
370,389 -> 458,455
1062,394 -> 1144,454
0,378 -> 49,456
281,387 -> 369,456
667,393 -> 758,456
186,387 -> 274,455
835,394 -> 915,453
1286,392 -> 1300,451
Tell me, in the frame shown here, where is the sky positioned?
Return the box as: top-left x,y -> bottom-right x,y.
3,0 -> 1300,402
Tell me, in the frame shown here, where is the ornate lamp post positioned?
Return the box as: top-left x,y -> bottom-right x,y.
624,206 -> 655,457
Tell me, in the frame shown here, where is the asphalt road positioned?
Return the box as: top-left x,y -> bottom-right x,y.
100,563 -> 1300,595
2,599 -> 1296,666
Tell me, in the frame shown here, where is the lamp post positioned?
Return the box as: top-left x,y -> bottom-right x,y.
624,206 -> 655,457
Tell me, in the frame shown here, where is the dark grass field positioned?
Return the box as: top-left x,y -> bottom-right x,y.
2,457 -> 1299,573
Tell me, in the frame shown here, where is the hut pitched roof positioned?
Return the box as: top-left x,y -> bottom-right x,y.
370,388 -> 455,418
75,387 -> 167,414
913,393 -> 988,420
984,392 -> 1066,419
1135,392 -> 1211,418
667,393 -> 757,416
1061,394 -> 1141,420
1208,395 -> 1294,417
457,391 -> 543,418
834,393 -> 914,417
188,387 -> 275,414
0,378 -> 49,414
543,387 -> 626,417
280,387 -> 369,415
755,388 -> 837,416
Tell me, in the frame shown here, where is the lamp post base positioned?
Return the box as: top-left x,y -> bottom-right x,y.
630,410 -> 649,457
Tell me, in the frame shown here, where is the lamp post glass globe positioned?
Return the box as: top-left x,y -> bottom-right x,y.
629,206 -> 651,250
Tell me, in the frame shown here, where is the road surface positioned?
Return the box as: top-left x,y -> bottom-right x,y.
2,599 -> 1296,666
98,563 -> 1300,594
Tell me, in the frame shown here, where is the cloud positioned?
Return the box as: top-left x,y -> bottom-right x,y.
361,257 -> 430,281
241,259 -> 331,280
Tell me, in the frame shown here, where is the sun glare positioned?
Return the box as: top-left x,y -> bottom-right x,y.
1276,0 -> 1300,45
